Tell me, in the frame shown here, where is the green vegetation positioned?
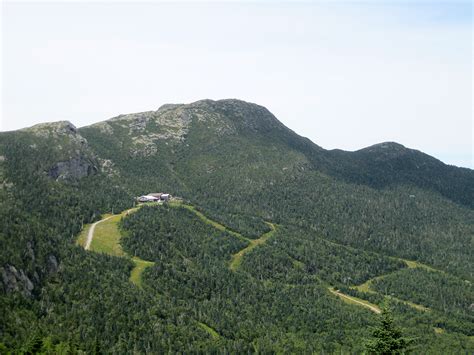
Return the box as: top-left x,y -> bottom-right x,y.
197,322 -> 220,340
229,222 -> 276,271
130,257 -> 154,287
176,202 -> 249,243
175,201 -> 278,272
366,303 -> 413,354
345,259 -> 436,312
117,205 -> 378,352
1,99 -> 473,352
89,214 -> 124,256
372,268 -> 474,327
76,223 -> 92,247
404,259 -> 437,271
239,225 -> 407,286
353,260 -> 417,294
80,207 -> 154,287
329,287 -> 381,314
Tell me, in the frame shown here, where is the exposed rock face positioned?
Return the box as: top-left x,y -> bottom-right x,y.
1,265 -> 34,297
48,157 -> 98,180
22,121 -> 101,180
98,158 -> 119,177
47,255 -> 59,274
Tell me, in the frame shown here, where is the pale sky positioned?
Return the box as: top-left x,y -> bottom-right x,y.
1,1 -> 473,168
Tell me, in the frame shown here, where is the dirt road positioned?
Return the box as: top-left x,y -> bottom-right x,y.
329,288 -> 381,314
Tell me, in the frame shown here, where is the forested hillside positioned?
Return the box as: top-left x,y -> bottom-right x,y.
1,99 -> 473,352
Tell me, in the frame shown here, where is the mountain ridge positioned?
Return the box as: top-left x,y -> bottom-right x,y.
4,99 -> 472,208
12,98 -> 470,168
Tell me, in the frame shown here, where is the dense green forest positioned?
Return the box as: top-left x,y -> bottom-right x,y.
372,268 -> 473,325
1,99 -> 473,352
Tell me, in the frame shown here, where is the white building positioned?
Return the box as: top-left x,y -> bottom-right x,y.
138,195 -> 160,203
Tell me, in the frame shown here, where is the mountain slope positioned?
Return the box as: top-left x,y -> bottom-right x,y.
326,142 -> 474,208
77,99 -> 473,276
0,99 -> 473,352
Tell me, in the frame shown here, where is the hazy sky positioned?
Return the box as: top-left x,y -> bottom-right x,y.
2,1 -> 472,168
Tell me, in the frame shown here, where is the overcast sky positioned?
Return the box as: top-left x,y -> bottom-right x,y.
1,1 -> 472,168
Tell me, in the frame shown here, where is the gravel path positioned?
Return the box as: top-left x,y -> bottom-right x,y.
84,216 -> 114,250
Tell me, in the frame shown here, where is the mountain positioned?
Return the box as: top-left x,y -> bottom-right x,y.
1,99 -> 473,353
327,142 -> 474,208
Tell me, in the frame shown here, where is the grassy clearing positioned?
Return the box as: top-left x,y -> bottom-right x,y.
291,257 -> 305,269
354,281 -> 373,293
81,206 -> 154,287
130,257 -> 155,287
403,259 -> 437,272
355,277 -> 381,294
76,223 -> 92,247
434,327 -> 445,334
90,214 -> 125,256
229,222 -> 276,272
197,322 -> 220,340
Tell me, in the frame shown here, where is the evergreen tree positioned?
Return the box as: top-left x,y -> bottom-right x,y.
366,303 -> 412,354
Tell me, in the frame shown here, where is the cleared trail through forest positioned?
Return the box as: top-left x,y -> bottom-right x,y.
174,202 -> 278,272
81,201 -> 278,286
79,206 -> 154,287
177,203 -> 249,243
329,257 -> 434,314
328,288 -> 381,314
175,201 -> 432,312
229,222 -> 276,272
81,202 -> 435,318
355,258 -> 439,294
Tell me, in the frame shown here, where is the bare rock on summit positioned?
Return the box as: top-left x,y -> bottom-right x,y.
26,121 -> 87,144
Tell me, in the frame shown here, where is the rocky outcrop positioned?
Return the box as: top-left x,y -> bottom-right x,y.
1,265 -> 34,297
48,157 -> 98,180
47,255 -> 59,274
26,121 -> 87,143
22,121 -> 101,180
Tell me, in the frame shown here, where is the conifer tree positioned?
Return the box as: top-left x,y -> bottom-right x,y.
366,303 -> 411,354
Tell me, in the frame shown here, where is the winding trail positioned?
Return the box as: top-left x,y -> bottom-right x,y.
174,202 -> 432,313
172,202 -> 278,271
79,206 -> 154,287
177,203 -> 249,243
229,222 -> 276,272
83,202 -> 433,316
80,201 -> 279,286
328,257 -> 434,314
